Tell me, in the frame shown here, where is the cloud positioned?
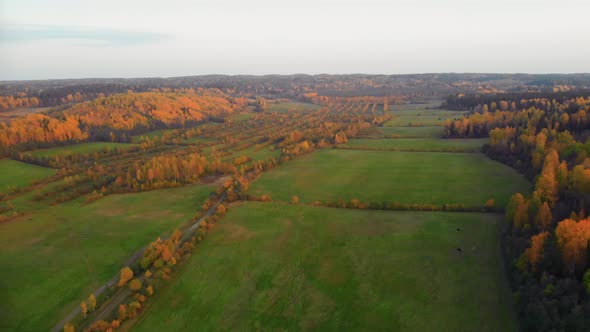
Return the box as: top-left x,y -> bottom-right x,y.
0,24 -> 169,46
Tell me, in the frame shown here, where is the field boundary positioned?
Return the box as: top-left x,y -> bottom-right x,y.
243,196 -> 504,213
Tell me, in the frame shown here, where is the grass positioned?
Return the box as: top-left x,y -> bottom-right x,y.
133,202 -> 517,332
390,109 -> 466,116
248,149 -> 530,208
383,109 -> 472,127
391,101 -> 444,110
383,114 -> 458,127
0,158 -> 55,193
377,126 -> 443,138
26,142 -> 135,158
0,184 -> 215,332
267,102 -> 322,113
343,138 -> 488,152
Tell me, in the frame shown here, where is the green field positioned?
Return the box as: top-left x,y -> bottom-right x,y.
27,142 -> 134,158
383,109 -> 464,127
391,101 -> 443,110
343,138 -> 487,152
267,101 -> 322,113
384,114 -> 458,127
390,109 -> 466,117
378,126 -> 444,138
133,202 -> 517,332
0,159 -> 55,192
248,149 -> 529,207
0,184 -> 214,331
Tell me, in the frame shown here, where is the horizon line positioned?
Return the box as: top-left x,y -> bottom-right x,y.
3,72 -> 590,83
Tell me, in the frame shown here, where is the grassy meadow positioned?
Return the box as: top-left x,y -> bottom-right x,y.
0,158 -> 55,192
343,138 -> 487,152
384,114 -> 454,127
0,184 -> 214,331
383,107 -> 465,127
377,126 -> 444,138
133,202 -> 517,332
248,149 -> 530,208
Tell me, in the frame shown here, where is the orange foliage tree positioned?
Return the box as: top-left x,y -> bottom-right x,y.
525,232 -> 550,271
555,218 -> 590,274
117,267 -> 134,287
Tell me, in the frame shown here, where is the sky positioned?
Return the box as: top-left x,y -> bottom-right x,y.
0,0 -> 589,80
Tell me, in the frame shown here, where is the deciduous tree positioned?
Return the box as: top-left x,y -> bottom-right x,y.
117,267 -> 134,287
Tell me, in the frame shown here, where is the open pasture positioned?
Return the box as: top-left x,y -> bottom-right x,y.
133,202 -> 517,332
382,106 -> 466,127
377,126 -> 444,138
0,184 -> 214,331
343,138 -> 487,152
384,114 -> 458,127
247,149 -> 530,208
0,158 -> 55,193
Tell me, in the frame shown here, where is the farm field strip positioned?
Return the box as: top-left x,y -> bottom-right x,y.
0,158 -> 56,193
247,148 -> 529,208
377,126 -> 444,138
341,138 -> 487,152
133,202 -> 517,332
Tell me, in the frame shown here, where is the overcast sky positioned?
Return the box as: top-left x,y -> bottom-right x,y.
0,0 -> 589,80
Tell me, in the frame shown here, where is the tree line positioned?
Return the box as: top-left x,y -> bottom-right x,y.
445,92 -> 590,331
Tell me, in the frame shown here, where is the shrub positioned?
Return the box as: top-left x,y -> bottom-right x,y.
129,278 -> 142,291
117,267 -> 134,287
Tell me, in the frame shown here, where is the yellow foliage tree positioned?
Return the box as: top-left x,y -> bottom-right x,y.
80,301 -> 88,318
129,278 -> 142,291
87,294 -> 96,312
117,267 -> 134,287
63,322 -> 75,332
